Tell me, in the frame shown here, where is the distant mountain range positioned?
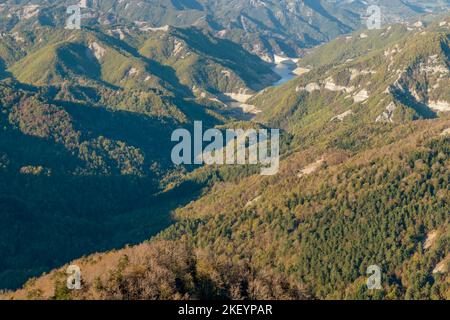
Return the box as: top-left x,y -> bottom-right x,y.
1,0 -> 450,61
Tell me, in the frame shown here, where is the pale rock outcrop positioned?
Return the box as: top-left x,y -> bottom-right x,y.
428,100 -> 450,112
172,39 -> 184,56
89,42 -> 106,60
424,230 -> 438,250
296,82 -> 320,93
224,90 -> 253,103
324,78 -> 355,93
245,196 -> 262,208
331,110 -> 354,122
127,68 -> 139,76
293,67 -> 310,76
140,25 -> 170,32
433,255 -> 449,274
297,158 -> 325,178
376,102 -> 397,123
353,89 -> 369,103
350,69 -> 376,80
22,5 -> 39,19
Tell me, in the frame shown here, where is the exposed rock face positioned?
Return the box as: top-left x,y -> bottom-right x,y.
296,79 -> 356,94
331,110 -> 354,122
296,82 -> 321,93
297,158 -> 325,178
424,230 -> 438,250
350,68 -> 376,80
293,67 -> 310,76
89,42 -> 106,60
324,78 -> 355,93
139,25 -> 170,32
433,255 -> 449,274
224,91 -> 253,103
353,89 -> 369,103
22,5 -> 40,19
441,128 -> 450,136
376,102 -> 397,123
127,68 -> 139,76
429,100 -> 450,112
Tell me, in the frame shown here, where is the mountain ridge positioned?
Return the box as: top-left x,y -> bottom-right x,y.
2,0 -> 450,61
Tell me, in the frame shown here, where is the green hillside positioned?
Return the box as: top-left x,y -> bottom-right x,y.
0,16 -> 280,289
250,20 -> 450,148
3,25 -> 278,108
5,117 -> 449,300
139,27 -> 278,94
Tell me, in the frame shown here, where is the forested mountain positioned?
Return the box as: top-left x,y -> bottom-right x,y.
251,17 -> 450,137
2,12 -> 449,300
1,24 -> 277,100
1,0 -> 450,61
0,10 -> 282,288
0,72 -> 193,289
5,99 -> 449,300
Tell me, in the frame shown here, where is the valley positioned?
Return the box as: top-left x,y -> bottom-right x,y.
222,55 -> 304,119
0,0 -> 449,301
